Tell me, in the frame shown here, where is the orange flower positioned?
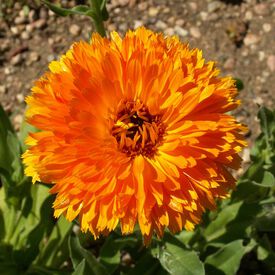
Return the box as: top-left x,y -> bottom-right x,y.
23,27 -> 246,244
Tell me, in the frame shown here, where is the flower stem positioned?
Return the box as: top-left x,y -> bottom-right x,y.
93,18 -> 106,37
88,0 -> 106,37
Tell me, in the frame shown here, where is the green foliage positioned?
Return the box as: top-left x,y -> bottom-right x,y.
234,78 -> 244,91
152,235 -> 205,275
0,106 -> 71,274
42,0 -> 108,37
205,239 -> 255,275
0,104 -> 275,275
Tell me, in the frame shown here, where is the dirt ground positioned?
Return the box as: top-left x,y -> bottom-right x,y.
0,0 -> 275,161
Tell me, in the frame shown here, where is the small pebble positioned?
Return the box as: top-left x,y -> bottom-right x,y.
174,26 -> 188,37
48,37 -> 54,46
0,85 -> 7,94
254,3 -> 269,16
138,2 -> 148,11
263,23 -> 271,33
28,9 -> 37,22
175,19 -> 185,27
16,93 -> 25,103
244,11 -> 253,21
33,19 -> 47,29
108,23 -> 116,32
4,67 -> 15,75
47,54 -> 56,62
189,2 -> 198,12
148,7 -> 159,17
190,27 -> 201,38
208,13 -> 219,21
18,9 -> 26,18
13,114 -> 24,131
244,34 -> 260,46
167,17 -> 175,25
10,54 -> 23,66
163,7 -> 170,14
258,51 -> 265,62
119,23 -> 127,32
156,20 -> 167,30
29,52 -> 40,63
253,96 -> 264,105
69,24 -> 81,36
267,55 -> 275,72
208,1 -> 221,13
200,12 -> 208,21
25,24 -> 34,33
21,31 -> 30,40
164,28 -> 175,36
242,148 -> 250,163
133,20 -> 143,29
117,0 -> 129,6
0,40 -> 10,52
224,58 -> 235,70
14,16 -> 25,25
10,26 -> 19,35
48,10 -> 55,17
113,7 -> 121,14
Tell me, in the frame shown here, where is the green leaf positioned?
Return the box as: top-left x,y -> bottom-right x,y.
0,105 -> 27,209
7,131 -> 24,183
205,240 -> 254,275
129,252 -> 167,275
0,105 -> 16,175
99,0 -> 109,20
19,119 -> 38,152
99,235 -> 137,273
43,1 -> 91,17
260,197 -> 275,205
101,5 -> 109,21
69,235 -> 108,275
204,202 -> 261,244
175,230 -> 197,247
71,5 -> 91,13
154,241 -> 205,275
0,209 -> 5,241
27,264 -> 71,275
204,202 -> 242,242
255,204 -> 275,232
257,235 -> 274,261
0,104 -> 14,133
42,0 -> 101,22
36,216 -> 72,268
99,0 -> 108,10
258,107 -> 274,140
252,171 -> 275,187
234,78 -> 244,91
256,235 -> 275,269
0,244 -> 18,275
72,259 -> 87,275
234,107 -> 275,203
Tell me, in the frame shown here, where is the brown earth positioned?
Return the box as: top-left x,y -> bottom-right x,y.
0,0 -> 275,167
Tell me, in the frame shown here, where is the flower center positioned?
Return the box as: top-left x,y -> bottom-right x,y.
111,100 -> 165,158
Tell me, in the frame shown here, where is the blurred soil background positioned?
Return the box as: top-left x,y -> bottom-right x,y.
0,0 -> 275,174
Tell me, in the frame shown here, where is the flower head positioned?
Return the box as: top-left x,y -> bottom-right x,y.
23,27 -> 246,244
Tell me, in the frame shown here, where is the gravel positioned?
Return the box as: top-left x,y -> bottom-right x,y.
0,0 -> 274,145
267,55 -> 275,72
69,24 -> 81,36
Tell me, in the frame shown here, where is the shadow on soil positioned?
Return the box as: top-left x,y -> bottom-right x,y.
220,0 -> 245,5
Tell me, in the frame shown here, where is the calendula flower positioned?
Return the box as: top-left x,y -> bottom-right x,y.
23,27 -> 246,244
